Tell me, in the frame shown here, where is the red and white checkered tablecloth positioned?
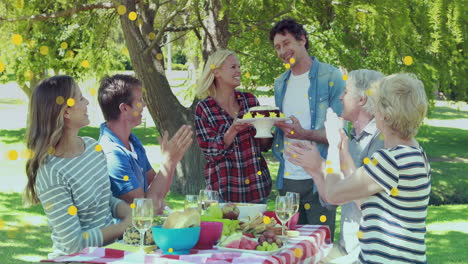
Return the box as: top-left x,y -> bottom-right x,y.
42,225 -> 332,264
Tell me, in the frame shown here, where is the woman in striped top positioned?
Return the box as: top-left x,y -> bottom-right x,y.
287,73 -> 430,263
24,76 -> 132,258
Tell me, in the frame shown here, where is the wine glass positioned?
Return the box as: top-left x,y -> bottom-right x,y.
275,196 -> 293,237
285,192 -> 300,229
132,198 -> 154,252
184,194 -> 200,210
199,190 -> 219,214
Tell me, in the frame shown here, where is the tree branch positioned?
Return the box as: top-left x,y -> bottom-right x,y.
0,3 -> 115,22
165,25 -> 200,32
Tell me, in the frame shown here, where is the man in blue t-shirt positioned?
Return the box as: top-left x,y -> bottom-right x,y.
97,74 -> 193,211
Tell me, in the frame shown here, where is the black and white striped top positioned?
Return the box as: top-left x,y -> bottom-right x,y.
36,137 -> 124,258
359,145 -> 431,264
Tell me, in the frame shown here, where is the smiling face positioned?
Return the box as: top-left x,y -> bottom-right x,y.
64,87 -> 90,129
273,31 -> 308,67
214,55 -> 241,89
339,81 -> 362,122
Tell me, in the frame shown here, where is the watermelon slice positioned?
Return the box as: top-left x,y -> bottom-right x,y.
219,233 -> 243,248
239,236 -> 259,250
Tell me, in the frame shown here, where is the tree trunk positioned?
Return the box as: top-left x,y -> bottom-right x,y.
119,0 -> 206,195
201,0 -> 231,61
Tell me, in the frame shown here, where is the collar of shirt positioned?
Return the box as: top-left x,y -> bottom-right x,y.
205,90 -> 249,118
99,122 -> 141,155
350,118 -> 378,141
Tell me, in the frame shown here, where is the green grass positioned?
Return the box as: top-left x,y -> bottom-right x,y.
418,125 -> 468,159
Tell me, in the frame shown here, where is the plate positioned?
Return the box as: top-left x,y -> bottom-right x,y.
215,245 -> 286,255
235,117 -> 290,138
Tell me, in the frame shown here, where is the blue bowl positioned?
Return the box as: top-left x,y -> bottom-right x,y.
152,226 -> 201,255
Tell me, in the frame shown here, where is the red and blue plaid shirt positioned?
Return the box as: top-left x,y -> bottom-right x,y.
195,91 -> 272,203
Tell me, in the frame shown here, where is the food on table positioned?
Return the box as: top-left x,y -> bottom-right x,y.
205,204 -> 223,219
123,226 -> 155,246
219,233 -> 259,250
163,208 -> 201,229
222,203 -> 240,220
244,106 -> 283,118
256,230 -> 283,251
239,212 -> 277,234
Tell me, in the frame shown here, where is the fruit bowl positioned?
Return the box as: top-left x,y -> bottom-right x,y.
194,221 -> 223,249
151,226 -> 200,255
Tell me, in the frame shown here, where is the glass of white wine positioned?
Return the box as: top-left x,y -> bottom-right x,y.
132,198 -> 154,252
198,190 -> 219,214
285,192 -> 300,228
275,196 -> 293,237
184,194 -> 200,210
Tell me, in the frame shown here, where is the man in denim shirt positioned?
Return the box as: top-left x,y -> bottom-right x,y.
97,75 -> 193,212
270,18 -> 345,238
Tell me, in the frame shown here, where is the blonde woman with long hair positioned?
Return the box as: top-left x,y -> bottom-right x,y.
25,76 -> 131,258
194,50 -> 272,203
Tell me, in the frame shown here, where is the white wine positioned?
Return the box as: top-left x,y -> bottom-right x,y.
132,217 -> 152,231
276,210 -> 292,223
292,205 -> 299,214
200,200 -> 219,210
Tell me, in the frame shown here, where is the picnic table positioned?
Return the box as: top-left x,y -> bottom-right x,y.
39,225 -> 332,264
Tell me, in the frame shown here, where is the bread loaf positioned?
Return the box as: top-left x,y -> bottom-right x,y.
163,208 -> 200,229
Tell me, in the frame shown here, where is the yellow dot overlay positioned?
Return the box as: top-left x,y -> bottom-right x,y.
12,34 -> 23,45
156,53 -> 163,60
81,60 -> 90,68
48,147 -> 55,155
130,203 -> 135,209
168,248 -> 173,253
290,131 -> 295,135
343,74 -> 348,81
379,133 -> 385,140
123,175 -> 129,181
0,219 -> 5,230
56,96 -> 65,105
60,42 -> 68,50
293,154 -> 297,158
39,46 -> 49,55
329,81 -> 334,87
263,216 -> 271,224
320,215 -> 327,223
289,58 -> 296,64
357,230 -> 364,239
137,19 -> 143,27
128,11 -> 137,21
210,64 -> 216,70
122,47 -> 129,56
90,88 -> 97,96
82,232 -> 90,239
371,158 -> 379,166
117,5 -> 127,15
257,171 -> 262,175
66,50 -> 75,58
68,205 -> 78,216
287,142 -> 291,146
245,72 -> 251,78
245,179 -> 250,185
275,144 -> 279,147
136,102 -> 142,108
390,187 -> 399,197
133,111 -> 139,117
294,248 -> 303,258
285,63 -> 291,69
66,98 -> 75,107
0,61 -> 5,73
326,160 -> 332,165
403,56 -> 413,66
363,157 -> 370,165
148,32 -> 156,40
285,172 -> 290,176
21,149 -> 34,159
95,144 -> 102,152
7,150 -> 19,161
326,167 -> 334,174
24,70 -> 34,81
254,37 -> 261,45
304,203 -> 311,210
365,89 -> 374,96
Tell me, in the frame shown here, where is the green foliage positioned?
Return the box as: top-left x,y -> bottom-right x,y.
171,63 -> 188,71
172,51 -> 187,65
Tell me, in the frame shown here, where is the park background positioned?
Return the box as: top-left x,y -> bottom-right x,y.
0,0 -> 466,263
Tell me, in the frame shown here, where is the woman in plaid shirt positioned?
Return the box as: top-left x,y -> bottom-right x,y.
194,50 -> 272,203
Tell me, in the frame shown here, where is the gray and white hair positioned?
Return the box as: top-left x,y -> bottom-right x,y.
347,69 -> 384,113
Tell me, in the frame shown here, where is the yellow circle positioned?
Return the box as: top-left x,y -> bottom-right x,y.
136,102 -> 142,108
82,232 -> 90,239
390,187 -> 399,196
293,154 -> 297,158
290,131 -> 294,135
68,205 -> 77,215
329,81 -> 334,87
66,98 -> 75,107
326,160 -> 332,165
210,64 -> 216,70
137,19 -> 143,26
289,58 -> 296,64
12,34 -> 23,45
0,61 -> 5,73
403,56 -> 413,66
7,150 -> 18,161
60,42 -> 68,50
287,142 -> 291,145
294,247 -> 303,258
122,47 -> 129,56
24,70 -> 34,81
148,32 -> 156,40
39,46 -> 49,55
56,96 -> 65,105
95,144 -> 102,152
89,88 -> 97,96
133,111 -> 139,117
245,72 -> 251,78
371,158 -> 379,166
379,133 -> 385,140
47,147 -> 55,155
156,53 -> 163,60
357,230 -> 364,239
320,215 -> 327,223
365,89 -> 374,96
168,248 -> 173,253
0,219 -> 5,230
245,179 -> 250,184
263,216 -> 271,224
20,149 -> 34,159
257,171 -> 262,175
254,37 -> 261,45
343,74 -> 348,80
363,157 -> 370,165
304,203 -> 311,210
285,63 -> 291,69
66,50 -> 75,58
128,11 -> 137,21
285,172 -> 290,176
117,5 -> 127,15
81,60 -> 90,68
326,167 -> 334,174
286,148 -> 290,152
252,25 -> 258,31
123,175 -> 129,181
130,203 -> 135,209
275,144 -> 279,147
